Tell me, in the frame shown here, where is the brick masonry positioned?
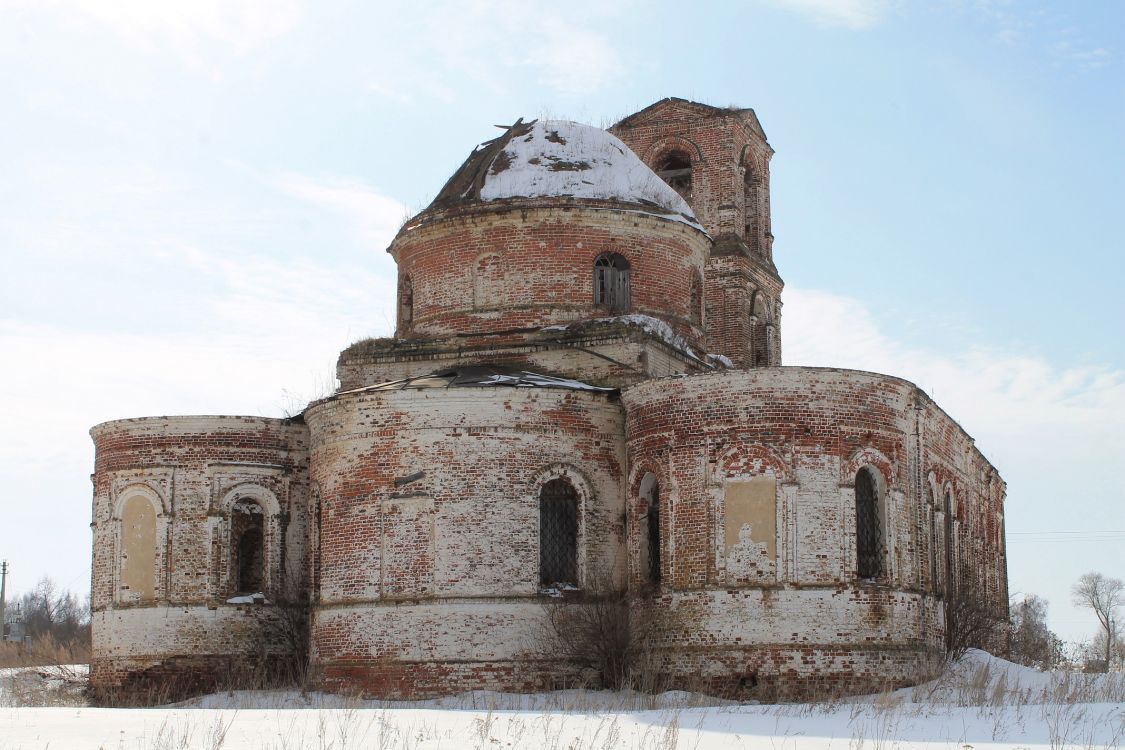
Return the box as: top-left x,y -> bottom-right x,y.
89,98 -> 1007,703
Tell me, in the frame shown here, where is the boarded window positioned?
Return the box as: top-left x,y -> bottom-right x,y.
656,152 -> 693,204
639,473 -> 661,584
539,478 -> 578,587
120,495 -> 156,603
855,468 -> 883,579
231,499 -> 265,594
593,253 -> 630,311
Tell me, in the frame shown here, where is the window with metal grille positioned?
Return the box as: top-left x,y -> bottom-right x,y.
539,478 -> 578,587
855,468 -> 883,579
593,253 -> 630,311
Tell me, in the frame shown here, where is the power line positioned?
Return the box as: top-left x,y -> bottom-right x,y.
1007,530 -> 1125,543
1008,530 -> 1125,535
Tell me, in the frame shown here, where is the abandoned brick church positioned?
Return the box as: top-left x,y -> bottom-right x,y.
89,98 -> 1009,701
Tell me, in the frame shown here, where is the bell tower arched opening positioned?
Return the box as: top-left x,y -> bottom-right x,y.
655,152 -> 693,205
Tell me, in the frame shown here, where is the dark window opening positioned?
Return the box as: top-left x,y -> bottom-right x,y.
399,276 -> 414,329
231,499 -> 265,594
744,169 -> 759,251
539,478 -> 578,587
749,291 -> 769,367
943,491 -> 955,598
929,505 -> 939,592
646,480 -> 661,584
690,272 -> 703,324
855,468 -> 883,579
593,253 -> 631,312
238,528 -> 263,592
656,152 -> 693,204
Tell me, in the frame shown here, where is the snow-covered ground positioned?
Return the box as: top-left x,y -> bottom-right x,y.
1,652 -> 1123,749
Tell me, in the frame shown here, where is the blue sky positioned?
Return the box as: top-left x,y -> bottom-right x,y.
1,0 -> 1122,647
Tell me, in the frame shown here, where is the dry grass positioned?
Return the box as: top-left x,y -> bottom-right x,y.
0,636 -> 89,668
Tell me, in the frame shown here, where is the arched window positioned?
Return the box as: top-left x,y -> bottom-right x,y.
639,473 -> 661,584
690,271 -> 703,324
855,467 -> 883,579
749,291 -> 769,367
656,152 -> 693,203
929,496 -> 939,592
539,477 -> 578,587
943,490 -> 955,597
593,253 -> 630,312
743,167 -> 759,250
399,275 -> 414,330
231,498 -> 265,593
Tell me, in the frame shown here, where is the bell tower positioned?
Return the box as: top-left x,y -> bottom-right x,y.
611,98 -> 783,368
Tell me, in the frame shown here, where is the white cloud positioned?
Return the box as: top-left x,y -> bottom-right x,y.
272,172 -> 410,249
1051,41 -> 1111,71
784,287 -> 1125,443
0,233 -> 397,598
766,0 -> 892,29
54,0 -> 300,54
523,17 -> 625,95
362,1 -> 627,100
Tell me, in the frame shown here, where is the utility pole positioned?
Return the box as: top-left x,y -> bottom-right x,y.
0,560 -> 7,641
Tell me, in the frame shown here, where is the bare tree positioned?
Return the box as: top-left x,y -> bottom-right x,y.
18,577 -> 89,648
1072,571 -> 1124,672
534,566 -> 681,691
1008,594 -> 1064,670
945,565 -> 1006,662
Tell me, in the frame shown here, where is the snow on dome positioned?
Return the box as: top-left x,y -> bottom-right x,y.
425,119 -> 700,228
479,120 -> 694,218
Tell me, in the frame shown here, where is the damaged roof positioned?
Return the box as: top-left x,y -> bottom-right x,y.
423,119 -> 697,223
338,366 -> 616,395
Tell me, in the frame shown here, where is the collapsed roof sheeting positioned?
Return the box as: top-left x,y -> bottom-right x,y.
339,366 -> 617,395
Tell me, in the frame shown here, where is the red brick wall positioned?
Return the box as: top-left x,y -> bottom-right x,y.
391,202 -> 710,349
619,367 -> 1007,696
611,99 -> 784,368
304,385 -> 626,698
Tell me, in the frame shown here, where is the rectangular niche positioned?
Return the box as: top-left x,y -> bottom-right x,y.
723,478 -> 777,585
381,495 -> 435,599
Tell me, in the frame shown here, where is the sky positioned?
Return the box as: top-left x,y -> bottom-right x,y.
0,0 -> 1122,647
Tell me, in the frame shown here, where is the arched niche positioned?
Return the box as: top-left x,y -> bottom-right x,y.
114,487 -> 164,604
